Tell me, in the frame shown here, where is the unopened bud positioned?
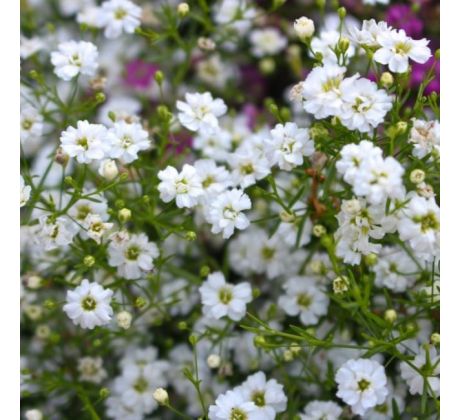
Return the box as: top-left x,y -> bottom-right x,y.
197,37 -> 216,51
153,387 -> 169,405
364,253 -> 378,266
293,17 -> 315,40
410,169 -> 425,185
177,2 -> 189,17
83,255 -> 95,267
253,335 -> 266,348
384,309 -> 397,323
396,121 -> 408,135
154,70 -> 164,85
118,208 -> 132,223
431,332 -> 440,345
26,275 -> 42,289
55,147 -> 69,166
25,409 -> 43,420
380,72 -> 394,88
312,224 -> 326,237
116,311 -> 132,329
200,266 -> 210,277
207,354 -> 221,369
185,231 -> 197,241
259,58 -> 275,75
333,276 -> 349,294
338,37 -> 350,53
99,388 -> 110,399
283,350 -> 293,361
337,7 -> 347,19
99,159 -> 119,181
279,210 -> 296,223
135,296 -> 146,308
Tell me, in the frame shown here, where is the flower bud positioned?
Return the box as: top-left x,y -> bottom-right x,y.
259,58 -> 275,75
98,159 -> 119,181
410,169 -> 425,185
338,7 -> 347,19
185,231 -> 197,241
197,37 -> 216,51
155,70 -> 164,85
283,350 -> 293,361
26,274 -> 42,289
333,276 -> 349,294
177,2 -> 189,17
25,409 -> 43,420
83,255 -> 95,267
380,72 -> 394,88
118,208 -> 132,223
189,334 -> 198,345
312,224 -> 326,237
116,311 -> 133,329
36,324 -> 51,339
153,387 -> 169,405
279,210 -> 296,223
24,304 -> 42,321
396,121 -> 408,135
207,354 -> 221,369
384,309 -> 397,323
293,17 -> 315,40
99,388 -> 110,399
364,253 -> 378,266
253,335 -> 266,348
338,37 -> 350,54
135,296 -> 146,308
200,265 -> 210,277
431,332 -> 440,345
55,147 -> 69,167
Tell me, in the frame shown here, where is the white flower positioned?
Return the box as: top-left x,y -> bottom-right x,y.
194,159 -> 232,200
397,195 -> 439,262
37,215 -> 78,251
352,155 -> 405,205
207,188 -> 252,238
409,119 -> 440,159
25,410 -> 43,420
20,36 -> 44,59
349,19 -> 392,49
152,387 -> 169,405
279,277 -> 329,325
51,40 -> 99,81
340,77 -> 393,133
20,175 -> 31,207
209,389 -> 261,420
374,29 -> 431,73
372,247 -> 419,292
108,232 -> 159,279
294,17 -> 315,39
236,371 -> 287,419
83,213 -> 113,244
60,120 -> 110,164
400,346 -> 440,396
336,140 -> 382,185
199,271 -> 252,321
229,147 -> 271,188
334,198 -> 394,265
21,106 -> 43,150
158,164 -> 204,208
249,28 -> 288,57
265,122 -> 315,171
302,64 -> 347,119
193,128 -> 232,160
100,0 -> 141,39
113,364 -> 167,414
78,356 -> 108,384
300,400 -> 342,420
63,279 -> 114,329
213,0 -> 256,35
107,121 -> 150,164
177,92 -> 227,134
335,358 -> 389,416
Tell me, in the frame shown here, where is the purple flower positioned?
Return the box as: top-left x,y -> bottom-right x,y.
124,59 -> 159,89
386,4 -> 423,38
